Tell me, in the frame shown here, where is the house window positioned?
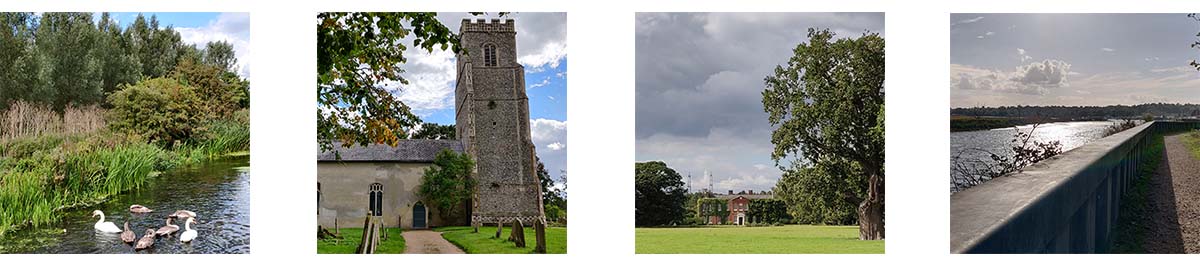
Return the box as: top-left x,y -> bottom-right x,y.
317,183 -> 322,215
369,183 -> 383,216
483,44 -> 497,67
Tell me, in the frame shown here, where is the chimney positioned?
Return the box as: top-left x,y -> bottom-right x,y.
749,190 -> 754,195
728,190 -> 733,195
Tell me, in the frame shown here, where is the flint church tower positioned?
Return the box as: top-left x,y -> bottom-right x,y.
455,18 -> 546,230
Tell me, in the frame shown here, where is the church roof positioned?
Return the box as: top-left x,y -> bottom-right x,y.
317,140 -> 464,162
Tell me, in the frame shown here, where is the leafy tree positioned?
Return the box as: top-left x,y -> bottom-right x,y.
171,59 -> 249,119
36,12 -> 104,112
412,122 -> 456,140
635,161 -> 687,227
0,12 -> 36,109
95,12 -> 141,101
537,158 -> 567,223
316,12 -> 461,152
203,40 -> 238,73
748,199 -> 791,224
774,158 -> 864,225
418,149 -> 476,221
1191,13 -> 1199,71
106,77 -> 203,145
762,28 -> 885,240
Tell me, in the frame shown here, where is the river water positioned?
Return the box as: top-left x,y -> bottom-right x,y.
950,121 -> 1124,193
0,156 -> 250,254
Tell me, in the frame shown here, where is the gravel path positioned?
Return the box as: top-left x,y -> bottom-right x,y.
1144,134 -> 1200,253
402,230 -> 464,254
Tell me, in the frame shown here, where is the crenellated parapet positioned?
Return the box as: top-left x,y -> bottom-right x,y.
461,18 -> 516,33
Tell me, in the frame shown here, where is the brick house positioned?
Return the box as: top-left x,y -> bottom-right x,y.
698,190 -> 774,225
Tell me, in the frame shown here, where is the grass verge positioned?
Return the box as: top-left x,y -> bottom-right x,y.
317,228 -> 406,254
635,225 -> 883,254
1181,130 -> 1200,160
435,226 -> 567,254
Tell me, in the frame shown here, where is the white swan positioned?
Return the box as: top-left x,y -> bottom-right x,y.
91,210 -> 122,233
179,217 -> 198,243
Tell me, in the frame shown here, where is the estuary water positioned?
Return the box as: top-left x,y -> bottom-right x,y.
0,156 -> 250,254
950,121 -> 1123,193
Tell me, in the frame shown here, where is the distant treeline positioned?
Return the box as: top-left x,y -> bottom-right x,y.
0,12 -> 242,111
950,116 -> 1044,132
951,103 -> 1200,119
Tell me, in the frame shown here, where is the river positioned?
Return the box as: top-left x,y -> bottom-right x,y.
950,121 -> 1126,193
0,156 -> 250,254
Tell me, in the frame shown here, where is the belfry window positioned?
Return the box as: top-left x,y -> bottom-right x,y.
483,44 -> 497,67
368,183 -> 383,216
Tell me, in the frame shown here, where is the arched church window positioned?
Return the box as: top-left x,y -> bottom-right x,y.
369,183 -> 383,216
483,44 -> 497,67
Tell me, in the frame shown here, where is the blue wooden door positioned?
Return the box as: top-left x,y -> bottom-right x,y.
413,202 -> 427,228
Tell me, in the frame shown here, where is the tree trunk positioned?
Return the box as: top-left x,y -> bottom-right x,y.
857,172 -> 884,240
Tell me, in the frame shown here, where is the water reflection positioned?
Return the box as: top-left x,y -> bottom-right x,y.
950,121 -> 1121,193
0,156 -> 250,254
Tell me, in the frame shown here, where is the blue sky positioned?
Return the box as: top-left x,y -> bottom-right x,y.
420,59 -> 567,125
951,13 -> 1200,107
386,13 -> 568,181
105,12 -> 251,78
109,12 -> 221,28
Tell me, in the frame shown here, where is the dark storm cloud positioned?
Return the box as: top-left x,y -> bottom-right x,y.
635,12 -> 884,192
635,13 -> 884,140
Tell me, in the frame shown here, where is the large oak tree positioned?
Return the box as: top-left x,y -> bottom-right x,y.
762,28 -> 885,240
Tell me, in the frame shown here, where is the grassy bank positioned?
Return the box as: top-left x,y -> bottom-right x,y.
635,225 -> 883,254
1181,130 -> 1200,160
0,117 -> 249,236
316,228 -> 406,254
1110,134 -> 1166,253
435,226 -> 567,254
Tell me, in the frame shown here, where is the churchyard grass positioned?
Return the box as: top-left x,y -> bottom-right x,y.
316,227 -> 406,254
635,225 -> 883,254
435,226 -> 567,254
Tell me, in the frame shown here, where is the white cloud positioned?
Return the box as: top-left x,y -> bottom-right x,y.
518,41 -> 567,72
530,118 -> 568,179
530,77 -> 552,89
175,13 -> 251,79
386,49 -> 457,115
1017,48 -> 1032,62
1101,48 -> 1116,52
953,16 -> 984,26
637,128 -> 781,193
951,59 -> 1072,95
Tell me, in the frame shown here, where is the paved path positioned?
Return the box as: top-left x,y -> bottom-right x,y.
402,230 -> 464,254
1144,134 -> 1200,253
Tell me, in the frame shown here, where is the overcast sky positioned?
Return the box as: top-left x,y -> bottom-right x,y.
951,13 -> 1200,108
635,12 -> 884,193
111,12 -> 251,79
389,12 -> 567,181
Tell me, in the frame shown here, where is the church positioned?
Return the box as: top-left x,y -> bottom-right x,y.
317,18 -> 545,231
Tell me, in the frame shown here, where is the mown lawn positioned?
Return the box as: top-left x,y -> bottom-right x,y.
316,228 -> 406,254
435,226 -> 566,254
636,225 -> 883,254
